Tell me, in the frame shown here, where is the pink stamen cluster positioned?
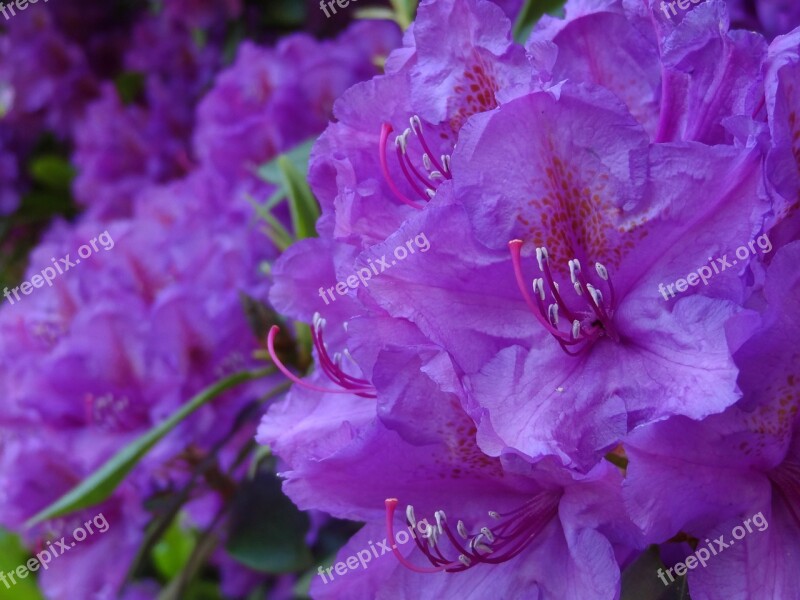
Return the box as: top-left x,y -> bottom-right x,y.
267,314 -> 376,398
385,491 -> 560,574
379,116 -> 452,210
509,240 -> 619,355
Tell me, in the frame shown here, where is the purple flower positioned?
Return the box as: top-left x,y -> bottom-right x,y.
0,8 -> 97,138
261,322 -> 640,599
193,21 -> 401,188
73,14 -> 222,219
528,0 -> 767,143
762,28 -> 800,246
0,171 -> 278,595
621,241 -> 800,600
727,0 -> 800,38
338,82 -> 768,470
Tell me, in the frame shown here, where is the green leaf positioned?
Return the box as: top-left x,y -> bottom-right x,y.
0,529 -> 44,600
152,518 -> 196,580
25,368 -> 273,527
278,155 -> 319,240
253,138 -> 319,241
388,0 -> 418,28
114,71 -> 146,105
513,0 -> 567,43
621,546 -> 691,600
257,138 -> 315,186
28,155 -> 75,192
354,7 -> 398,21
226,469 -> 313,574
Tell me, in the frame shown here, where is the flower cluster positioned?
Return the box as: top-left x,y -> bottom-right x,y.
0,2 -> 400,598
259,0 -> 800,598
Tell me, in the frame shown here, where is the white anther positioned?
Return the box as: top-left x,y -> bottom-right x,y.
489,511 -> 501,520
435,510 -> 447,535
573,281 -> 583,296
532,278 -> 545,301
556,386 -> 565,392
313,312 -> 321,327
470,534 -> 492,554
425,524 -> 439,547
406,505 -> 417,528
458,554 -> 472,567
410,115 -> 422,132
568,260 -> 580,284
595,262 -> 608,281
480,527 -> 495,543
425,188 -> 436,199
333,352 -> 342,366
589,286 -> 603,306
422,153 -> 432,170
442,155 -> 451,173
343,321 -> 349,332
395,133 -> 408,153
457,520 -> 468,539
343,348 -> 355,363
535,247 -> 546,271
429,170 -> 443,181
548,303 -> 559,326
474,541 -> 493,554
572,320 -> 582,339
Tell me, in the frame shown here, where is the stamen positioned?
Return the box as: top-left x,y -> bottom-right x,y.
548,304 -> 559,326
407,505 -> 417,529
533,278 -> 545,301
481,527 -> 495,542
379,118 -> 453,208
571,320 -> 582,339
268,325 -> 377,397
435,511 -> 447,535
509,241 -> 622,353
409,116 -> 448,176
379,123 -> 424,210
595,262 -> 608,280
387,493 -> 560,575
457,521 -> 468,539
385,499 -> 456,573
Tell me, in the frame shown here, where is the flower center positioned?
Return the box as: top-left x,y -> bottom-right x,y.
384,491 -> 560,573
509,240 -> 619,355
267,314 -> 376,397
379,116 -> 452,209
